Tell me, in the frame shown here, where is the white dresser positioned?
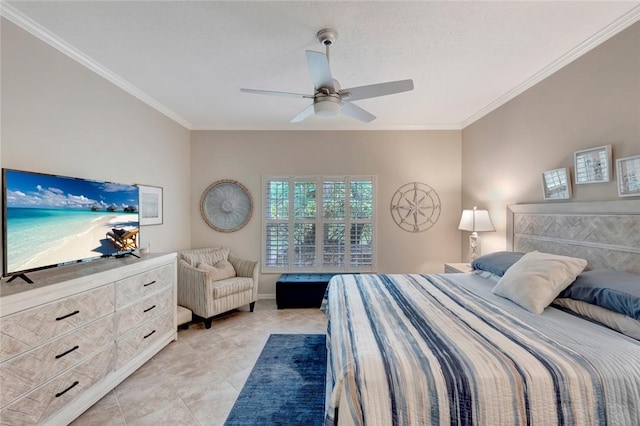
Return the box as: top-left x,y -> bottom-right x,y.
0,253 -> 177,425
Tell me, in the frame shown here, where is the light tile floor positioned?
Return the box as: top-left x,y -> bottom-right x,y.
71,300 -> 328,426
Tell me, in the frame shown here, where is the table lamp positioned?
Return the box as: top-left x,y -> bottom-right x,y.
458,206 -> 495,261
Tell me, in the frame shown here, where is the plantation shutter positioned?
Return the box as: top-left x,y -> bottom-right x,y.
263,176 -> 375,273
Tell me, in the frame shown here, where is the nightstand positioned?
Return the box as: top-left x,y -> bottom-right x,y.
444,263 -> 472,273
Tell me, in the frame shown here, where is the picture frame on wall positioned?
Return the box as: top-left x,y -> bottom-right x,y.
574,144 -> 612,184
542,167 -> 572,200
138,184 -> 163,225
616,155 -> 640,197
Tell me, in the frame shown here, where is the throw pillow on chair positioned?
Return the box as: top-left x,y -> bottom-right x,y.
197,260 -> 236,281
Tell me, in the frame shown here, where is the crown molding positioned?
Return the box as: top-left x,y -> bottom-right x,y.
189,123 -> 463,131
460,4 -> 640,129
1,2 -> 193,130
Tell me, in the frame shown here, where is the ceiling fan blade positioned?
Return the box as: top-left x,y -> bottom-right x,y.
341,102 -> 376,123
240,88 -> 314,99
290,104 -> 316,123
305,50 -> 335,92
340,79 -> 414,102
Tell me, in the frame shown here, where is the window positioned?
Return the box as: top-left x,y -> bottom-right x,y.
263,176 -> 376,272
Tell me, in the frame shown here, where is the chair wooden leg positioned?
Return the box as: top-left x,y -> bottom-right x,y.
204,318 -> 213,329
250,302 -> 255,312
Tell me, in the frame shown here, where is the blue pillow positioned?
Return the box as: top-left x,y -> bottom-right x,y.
559,269 -> 640,320
471,251 -> 525,277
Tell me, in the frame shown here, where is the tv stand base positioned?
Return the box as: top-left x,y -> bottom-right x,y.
115,252 -> 140,259
7,274 -> 34,284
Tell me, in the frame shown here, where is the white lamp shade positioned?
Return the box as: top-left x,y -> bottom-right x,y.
314,100 -> 341,117
458,208 -> 495,232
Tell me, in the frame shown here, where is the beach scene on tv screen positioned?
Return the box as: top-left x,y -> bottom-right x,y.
5,170 -> 139,274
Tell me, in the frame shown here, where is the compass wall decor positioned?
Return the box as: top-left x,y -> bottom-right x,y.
200,179 -> 253,232
390,182 -> 441,233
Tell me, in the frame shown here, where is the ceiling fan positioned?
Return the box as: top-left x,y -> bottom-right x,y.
240,28 -> 414,123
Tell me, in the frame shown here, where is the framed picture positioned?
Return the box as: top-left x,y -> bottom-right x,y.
574,144 -> 611,184
542,167 -> 572,200
138,184 -> 163,225
616,155 -> 640,197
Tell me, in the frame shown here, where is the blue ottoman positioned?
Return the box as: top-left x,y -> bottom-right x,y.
276,274 -> 335,309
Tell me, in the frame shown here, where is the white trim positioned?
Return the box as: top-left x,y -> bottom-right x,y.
190,123 -> 463,131
258,293 -> 276,300
461,5 -> 640,129
0,2 -> 192,130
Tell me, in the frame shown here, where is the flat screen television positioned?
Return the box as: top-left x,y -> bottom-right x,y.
2,168 -> 140,282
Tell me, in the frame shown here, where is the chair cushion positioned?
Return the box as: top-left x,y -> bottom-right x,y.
197,259 -> 236,281
211,277 -> 253,298
182,247 -> 229,267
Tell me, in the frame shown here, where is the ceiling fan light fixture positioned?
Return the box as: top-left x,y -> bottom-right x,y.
314,98 -> 341,117
241,27 -> 414,123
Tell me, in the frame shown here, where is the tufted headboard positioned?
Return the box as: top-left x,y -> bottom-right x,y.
506,201 -> 640,274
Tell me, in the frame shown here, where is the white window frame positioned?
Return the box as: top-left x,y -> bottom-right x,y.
262,175 -> 376,273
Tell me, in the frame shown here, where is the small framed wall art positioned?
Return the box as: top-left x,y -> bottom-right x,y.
616,155 -> 640,197
574,144 -> 611,184
138,184 -> 163,225
541,167 -> 572,200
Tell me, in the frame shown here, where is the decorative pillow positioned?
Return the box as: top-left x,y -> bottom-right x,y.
182,248 -> 229,267
553,298 -> 640,340
471,251 -> 525,277
559,269 -> 640,320
197,259 -> 236,281
491,251 -> 588,314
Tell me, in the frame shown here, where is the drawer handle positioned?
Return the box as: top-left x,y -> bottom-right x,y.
144,330 -> 156,339
143,305 -> 156,313
55,345 -> 79,359
143,280 -> 157,287
55,381 -> 79,398
56,310 -> 80,321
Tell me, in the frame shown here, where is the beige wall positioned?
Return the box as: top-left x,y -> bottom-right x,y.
1,19 -> 192,261
461,22 -> 640,261
191,130 -> 462,296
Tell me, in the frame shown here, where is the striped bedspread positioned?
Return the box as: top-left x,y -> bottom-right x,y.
322,273 -> 640,426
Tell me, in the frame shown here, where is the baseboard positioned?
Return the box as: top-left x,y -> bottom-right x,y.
258,293 -> 275,300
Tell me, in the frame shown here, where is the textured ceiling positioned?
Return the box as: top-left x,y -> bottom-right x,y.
3,1 -> 640,130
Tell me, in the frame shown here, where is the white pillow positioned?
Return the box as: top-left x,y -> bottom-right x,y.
492,251 -> 587,314
197,259 -> 236,281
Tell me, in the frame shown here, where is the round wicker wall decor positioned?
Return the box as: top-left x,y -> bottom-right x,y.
200,179 -> 253,232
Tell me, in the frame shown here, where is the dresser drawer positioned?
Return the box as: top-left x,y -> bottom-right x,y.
115,264 -> 174,308
115,288 -> 173,338
0,285 -> 114,362
116,310 -> 173,370
0,314 -> 114,408
0,345 -> 114,426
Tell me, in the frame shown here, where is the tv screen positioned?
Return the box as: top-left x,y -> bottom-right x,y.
2,169 -> 140,278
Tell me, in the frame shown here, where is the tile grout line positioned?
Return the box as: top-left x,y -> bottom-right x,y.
111,388 -> 128,425
154,354 -> 203,426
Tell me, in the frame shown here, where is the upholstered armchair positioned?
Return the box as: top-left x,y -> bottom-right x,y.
177,247 -> 259,329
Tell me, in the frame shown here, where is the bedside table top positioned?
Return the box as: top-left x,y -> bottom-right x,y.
444,263 -> 472,273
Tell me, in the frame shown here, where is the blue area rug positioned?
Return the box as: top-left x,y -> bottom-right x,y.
224,334 -> 327,426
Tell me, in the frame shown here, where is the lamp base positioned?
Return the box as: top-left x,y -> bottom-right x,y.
469,232 -> 481,261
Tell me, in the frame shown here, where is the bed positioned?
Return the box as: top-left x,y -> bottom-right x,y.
322,201 -> 640,425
